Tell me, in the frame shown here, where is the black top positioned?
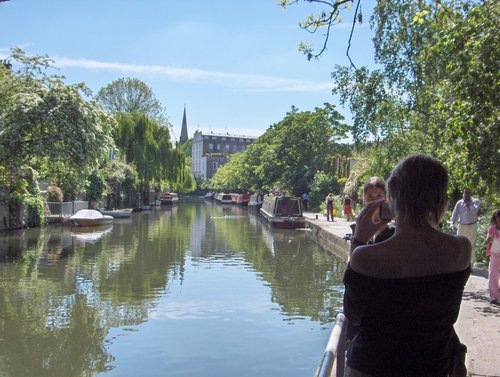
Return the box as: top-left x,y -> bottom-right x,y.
343,264 -> 471,377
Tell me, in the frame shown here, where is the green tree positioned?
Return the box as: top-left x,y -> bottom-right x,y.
84,170 -> 106,208
0,48 -> 114,198
102,160 -> 139,208
96,77 -> 167,125
258,104 -> 349,195
113,112 -> 185,199
284,1 -> 499,202
211,103 -> 350,195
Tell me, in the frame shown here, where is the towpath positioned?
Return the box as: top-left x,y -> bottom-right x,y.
303,212 -> 500,377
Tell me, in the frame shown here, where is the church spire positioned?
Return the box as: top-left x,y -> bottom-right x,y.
179,105 -> 188,144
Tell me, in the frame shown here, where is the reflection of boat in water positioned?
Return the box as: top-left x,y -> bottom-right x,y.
259,195 -> 306,229
70,209 -> 113,226
71,225 -> 113,244
260,221 -> 306,256
100,209 -> 133,218
163,205 -> 179,217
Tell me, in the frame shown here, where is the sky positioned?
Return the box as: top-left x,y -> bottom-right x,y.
0,0 -> 376,140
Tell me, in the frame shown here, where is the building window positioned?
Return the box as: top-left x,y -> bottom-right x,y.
213,161 -> 219,170
217,144 -> 221,150
209,143 -> 213,150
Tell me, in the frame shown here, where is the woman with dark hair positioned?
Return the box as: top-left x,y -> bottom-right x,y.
344,155 -> 471,377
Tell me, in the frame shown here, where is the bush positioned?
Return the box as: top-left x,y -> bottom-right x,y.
25,195 -> 45,227
47,186 -> 63,202
85,171 -> 105,201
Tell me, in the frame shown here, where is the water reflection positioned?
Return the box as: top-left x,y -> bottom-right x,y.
0,203 -> 346,377
72,225 -> 113,245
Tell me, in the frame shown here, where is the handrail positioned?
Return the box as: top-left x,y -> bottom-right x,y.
316,312 -> 347,377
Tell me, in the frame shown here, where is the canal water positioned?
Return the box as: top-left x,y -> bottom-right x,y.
0,202 -> 346,377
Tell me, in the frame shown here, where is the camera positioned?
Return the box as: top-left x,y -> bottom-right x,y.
379,202 -> 394,221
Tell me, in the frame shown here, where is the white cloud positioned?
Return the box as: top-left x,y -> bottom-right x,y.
53,56 -> 333,93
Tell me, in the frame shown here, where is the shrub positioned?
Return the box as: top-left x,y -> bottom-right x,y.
47,186 -> 63,202
25,195 -> 45,227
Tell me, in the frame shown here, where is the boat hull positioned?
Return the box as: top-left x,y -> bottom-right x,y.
259,210 -> 306,229
259,195 -> 306,229
160,199 -> 179,205
100,209 -> 132,218
231,193 -> 251,206
70,209 -> 114,227
159,192 -> 179,205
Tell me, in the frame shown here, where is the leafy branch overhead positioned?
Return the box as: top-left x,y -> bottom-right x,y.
278,0 -> 359,61
282,0 -> 499,202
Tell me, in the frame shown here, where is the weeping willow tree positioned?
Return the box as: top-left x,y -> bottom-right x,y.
114,112 -> 185,202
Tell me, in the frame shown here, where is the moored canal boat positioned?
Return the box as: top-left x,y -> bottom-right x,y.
159,192 -> 179,205
214,192 -> 233,204
70,209 -> 114,226
248,193 -> 264,210
231,193 -> 251,206
100,209 -> 133,218
259,195 -> 306,229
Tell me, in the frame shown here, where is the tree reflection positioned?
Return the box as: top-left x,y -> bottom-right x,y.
0,204 -> 346,376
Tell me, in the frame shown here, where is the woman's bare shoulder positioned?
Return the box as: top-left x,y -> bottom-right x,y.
350,231 -> 471,277
349,244 -> 392,276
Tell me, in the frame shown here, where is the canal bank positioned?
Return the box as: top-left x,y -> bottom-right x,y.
303,212 -> 500,377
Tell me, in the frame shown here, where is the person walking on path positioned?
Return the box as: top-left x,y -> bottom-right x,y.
452,189 -> 481,263
485,210 -> 500,304
325,193 -> 335,221
343,195 -> 354,221
301,192 -> 309,211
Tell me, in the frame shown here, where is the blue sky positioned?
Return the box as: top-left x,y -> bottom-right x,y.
0,0 -> 375,140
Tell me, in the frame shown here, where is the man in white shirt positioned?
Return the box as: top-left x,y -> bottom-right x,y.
451,189 -> 481,263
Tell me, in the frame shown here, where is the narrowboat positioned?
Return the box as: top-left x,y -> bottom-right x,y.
159,192 -> 179,205
248,193 -> 264,210
231,193 -> 251,206
218,193 -> 233,204
259,195 -> 306,229
100,209 -> 133,218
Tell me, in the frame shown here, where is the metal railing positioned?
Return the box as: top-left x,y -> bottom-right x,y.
315,313 -> 347,377
46,201 -> 88,217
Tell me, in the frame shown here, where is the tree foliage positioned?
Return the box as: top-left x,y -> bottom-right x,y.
210,103 -> 350,196
0,48 -> 115,196
113,112 -> 185,190
278,0 -> 357,61
285,1 -> 499,202
96,78 -> 167,125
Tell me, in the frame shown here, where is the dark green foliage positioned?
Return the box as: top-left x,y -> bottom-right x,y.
25,195 -> 45,227
84,171 -> 105,201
